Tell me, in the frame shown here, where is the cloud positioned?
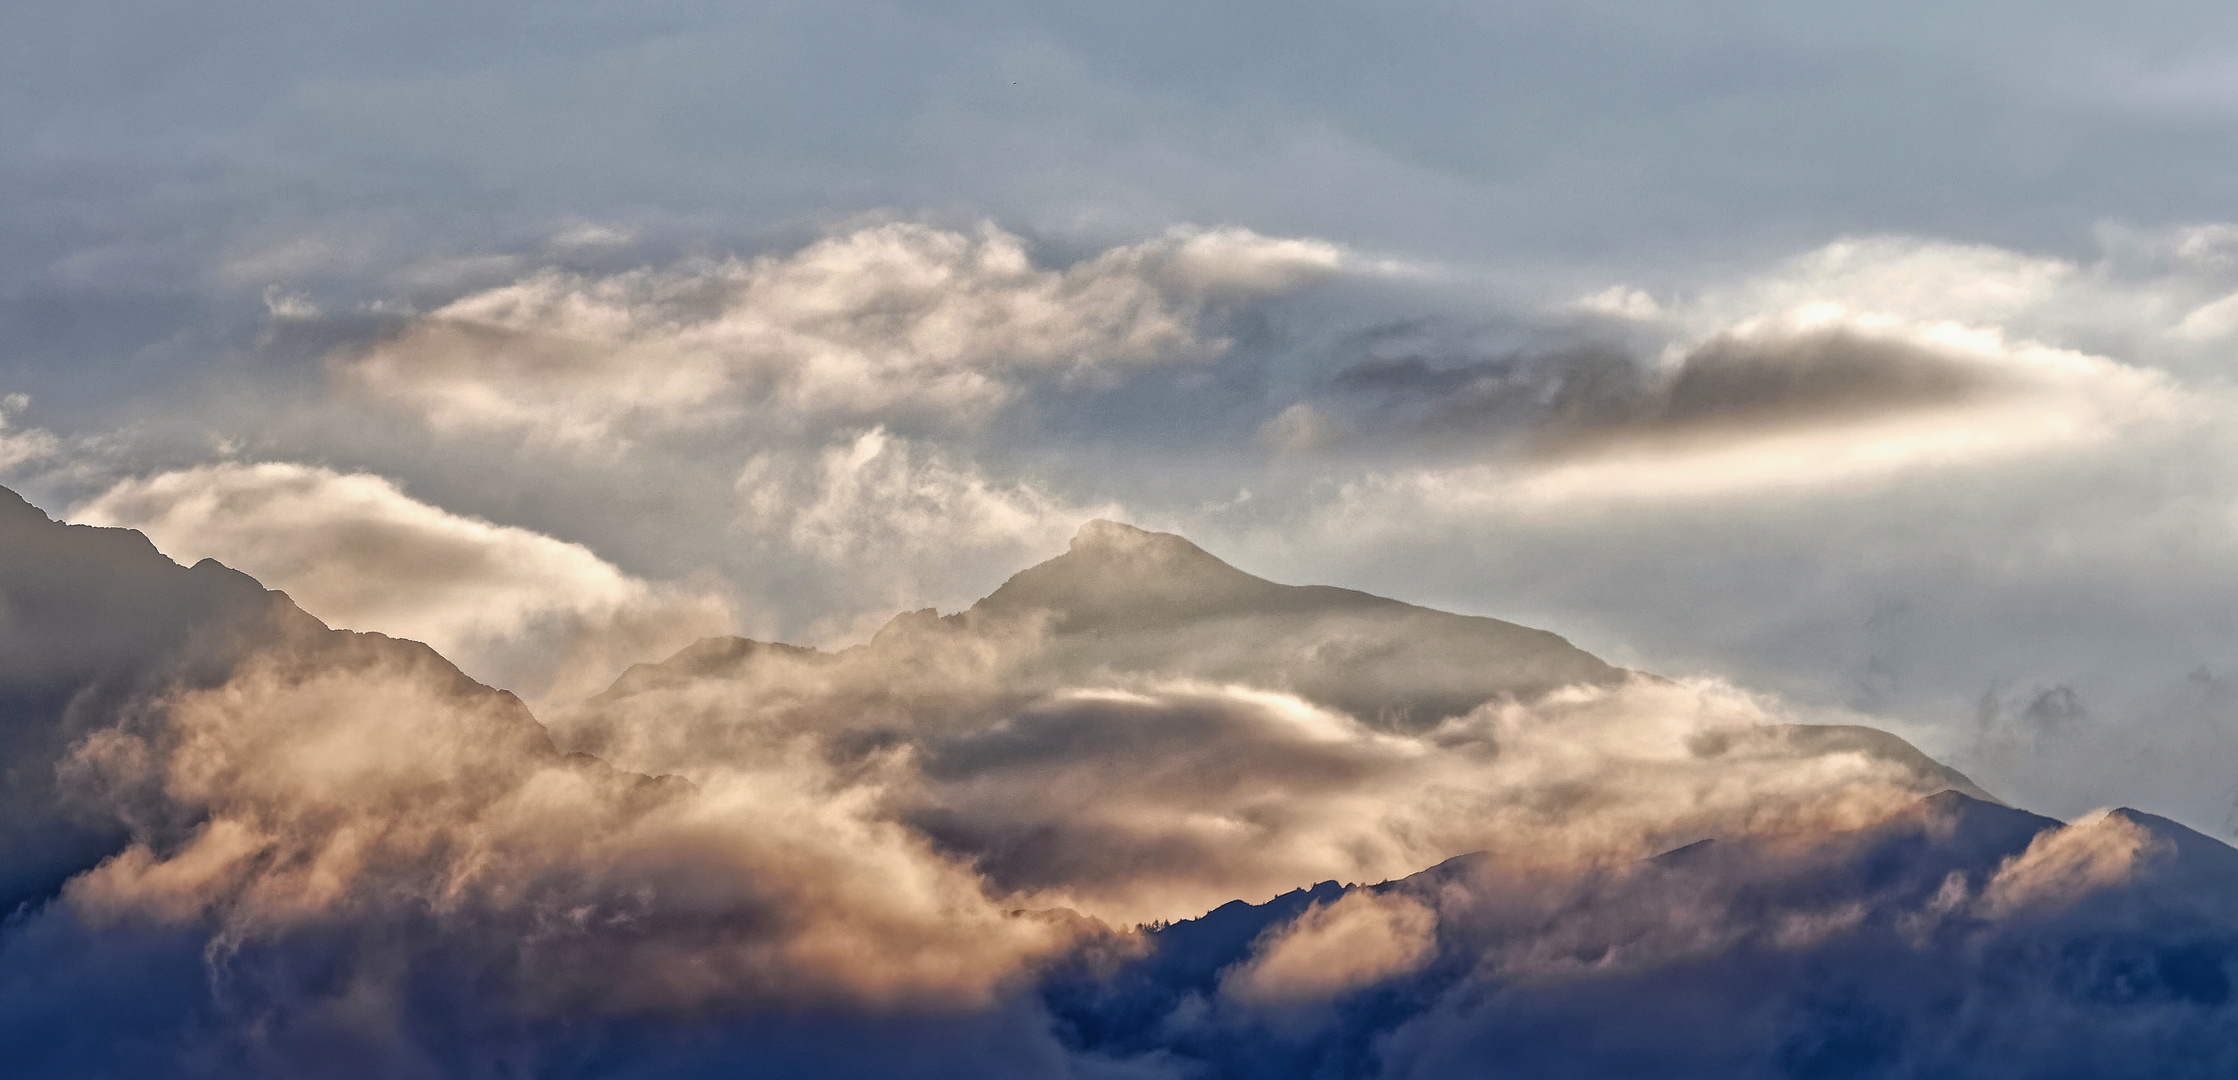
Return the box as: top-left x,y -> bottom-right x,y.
565,653 -> 1972,926
60,637 -> 1090,1014
532,522 -> 1980,925
1503,316 -> 2178,505
69,462 -> 732,699
335,221 -> 1340,449
17,470 -> 2237,1077
0,394 -> 57,476
734,428 -> 1122,640
1978,809 -> 2168,917
1221,889 -> 1437,1005
1301,238 -> 2188,517
1093,788 -> 2238,1080
1683,237 -> 2078,335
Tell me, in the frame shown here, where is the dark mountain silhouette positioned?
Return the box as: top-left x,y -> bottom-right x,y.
0,485 -> 558,915
1044,789 -> 2238,1079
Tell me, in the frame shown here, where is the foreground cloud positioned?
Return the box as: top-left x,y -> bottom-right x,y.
64,642 -> 1084,1013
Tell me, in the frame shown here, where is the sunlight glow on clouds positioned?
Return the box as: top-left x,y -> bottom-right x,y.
70,462 -> 731,699
337,221 -> 1341,449
62,643 -> 1084,1010
734,427 -> 1122,637
1222,890 -> 1438,1005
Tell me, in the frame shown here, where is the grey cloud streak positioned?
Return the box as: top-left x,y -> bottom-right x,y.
1311,324 -> 2012,457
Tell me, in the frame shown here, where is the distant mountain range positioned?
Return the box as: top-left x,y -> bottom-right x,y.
3,484 -> 2234,1077
1050,790 -> 2238,1078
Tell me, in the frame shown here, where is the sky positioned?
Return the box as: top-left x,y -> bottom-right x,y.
9,0 -> 2238,839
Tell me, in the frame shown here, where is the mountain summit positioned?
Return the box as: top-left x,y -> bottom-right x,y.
605,518 -> 1626,729
962,518 -> 1623,724
974,519 -> 1290,628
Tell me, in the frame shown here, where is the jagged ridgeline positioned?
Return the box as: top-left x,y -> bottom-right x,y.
6,484 -> 2238,1078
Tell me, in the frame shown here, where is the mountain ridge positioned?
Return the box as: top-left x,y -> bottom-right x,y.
603,517 -> 1628,730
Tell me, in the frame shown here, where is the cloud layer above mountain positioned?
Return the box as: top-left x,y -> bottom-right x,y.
337,222 -> 1338,449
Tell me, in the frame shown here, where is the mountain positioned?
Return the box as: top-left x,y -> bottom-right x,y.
1043,789 -> 2238,1079
608,518 -> 1618,726
0,485 -> 566,913
965,519 -> 1624,726
7,483 -> 2231,1078
0,486 -> 336,911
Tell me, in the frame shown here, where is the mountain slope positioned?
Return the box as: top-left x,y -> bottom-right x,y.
15,485 -> 2173,1079
604,519 -> 1624,729
0,486 -> 559,911
1044,789 -> 2238,1079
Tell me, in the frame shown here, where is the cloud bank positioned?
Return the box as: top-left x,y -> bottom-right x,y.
71,462 -> 732,700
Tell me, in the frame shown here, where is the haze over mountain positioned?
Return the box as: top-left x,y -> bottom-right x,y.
600,518 -> 1625,728
7,481 -> 2234,1077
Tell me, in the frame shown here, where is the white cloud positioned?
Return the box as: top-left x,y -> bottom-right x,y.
1685,237 -> 2077,335
337,221 -> 1341,449
2171,290 -> 2238,340
734,428 -> 1119,640
1978,809 -> 2167,917
63,641 -> 1083,1011
564,665 -> 1967,926
0,394 -> 56,475
70,462 -> 731,699
1223,890 -> 1438,1005
1357,237 -> 2199,512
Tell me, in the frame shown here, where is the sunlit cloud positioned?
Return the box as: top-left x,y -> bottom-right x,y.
335,221 -> 1341,450
70,462 -> 732,699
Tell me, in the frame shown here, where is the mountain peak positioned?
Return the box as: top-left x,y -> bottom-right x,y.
1070,518 -> 1143,547
974,519 -> 1277,628
1067,519 -> 1221,563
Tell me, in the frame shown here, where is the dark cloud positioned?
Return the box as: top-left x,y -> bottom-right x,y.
1312,323 -> 2019,458
1574,326 -> 2008,441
